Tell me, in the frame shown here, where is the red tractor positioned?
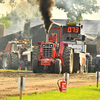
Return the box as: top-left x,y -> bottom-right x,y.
32,27 -> 74,74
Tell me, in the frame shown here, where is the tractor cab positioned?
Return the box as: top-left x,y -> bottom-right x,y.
62,22 -> 86,53
4,39 -> 27,53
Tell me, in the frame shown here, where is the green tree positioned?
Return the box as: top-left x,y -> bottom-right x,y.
0,14 -> 13,29
55,0 -> 100,23
8,0 -> 40,24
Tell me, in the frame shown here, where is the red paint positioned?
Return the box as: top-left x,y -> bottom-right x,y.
5,43 -> 11,53
64,43 -> 68,46
19,64 -> 21,70
37,27 -> 66,67
48,36 -> 57,42
41,58 -> 54,66
60,80 -> 66,92
38,42 -> 41,45
59,42 -> 65,55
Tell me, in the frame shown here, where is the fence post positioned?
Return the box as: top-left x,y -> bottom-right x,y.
97,71 -> 99,87
20,76 -> 23,100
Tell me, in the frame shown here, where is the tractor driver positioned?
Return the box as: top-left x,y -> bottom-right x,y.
20,45 -> 28,61
48,32 -> 57,42
66,33 -> 75,41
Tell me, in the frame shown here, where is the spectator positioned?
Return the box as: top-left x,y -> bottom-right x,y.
20,45 -> 27,61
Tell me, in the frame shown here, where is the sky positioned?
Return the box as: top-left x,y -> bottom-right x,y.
0,0 -> 100,20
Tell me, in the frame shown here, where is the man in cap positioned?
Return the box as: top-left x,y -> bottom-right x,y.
66,33 -> 74,41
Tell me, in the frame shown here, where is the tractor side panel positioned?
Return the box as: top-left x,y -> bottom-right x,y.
73,53 -> 79,73
4,43 -> 11,53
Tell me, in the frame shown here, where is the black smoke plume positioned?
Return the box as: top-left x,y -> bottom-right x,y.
37,0 -> 55,33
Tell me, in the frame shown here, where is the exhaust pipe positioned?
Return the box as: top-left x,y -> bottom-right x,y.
46,31 -> 49,42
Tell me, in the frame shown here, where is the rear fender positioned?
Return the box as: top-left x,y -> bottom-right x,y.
57,42 -> 65,66
38,41 -> 44,60
58,42 -> 65,56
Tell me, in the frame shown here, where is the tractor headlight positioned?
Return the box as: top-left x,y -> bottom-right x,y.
50,44 -> 53,47
42,44 -> 45,47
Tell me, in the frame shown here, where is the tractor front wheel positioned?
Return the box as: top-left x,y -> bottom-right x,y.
2,53 -> 12,69
11,53 -> 19,70
62,47 -> 74,74
32,58 -> 38,73
55,59 -> 62,74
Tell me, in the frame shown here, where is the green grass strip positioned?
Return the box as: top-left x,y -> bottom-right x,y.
83,73 -> 96,75
0,69 -> 32,72
1,85 -> 100,100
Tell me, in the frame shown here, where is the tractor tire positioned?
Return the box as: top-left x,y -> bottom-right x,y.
86,55 -> 92,72
90,65 -> 96,72
92,57 -> 96,66
10,53 -> 19,70
96,62 -> 100,71
32,46 -> 40,59
2,53 -> 12,69
31,46 -> 40,71
55,59 -> 62,74
32,58 -> 38,73
62,47 -> 74,74
32,46 -> 40,71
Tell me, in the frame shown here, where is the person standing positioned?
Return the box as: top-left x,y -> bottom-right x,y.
20,45 -> 27,61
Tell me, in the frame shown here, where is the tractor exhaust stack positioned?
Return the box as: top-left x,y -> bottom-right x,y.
46,31 -> 49,42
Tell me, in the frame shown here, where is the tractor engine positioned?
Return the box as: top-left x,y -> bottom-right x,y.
39,42 -> 57,67
42,43 -> 55,57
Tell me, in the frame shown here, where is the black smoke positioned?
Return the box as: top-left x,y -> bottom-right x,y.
37,0 -> 55,33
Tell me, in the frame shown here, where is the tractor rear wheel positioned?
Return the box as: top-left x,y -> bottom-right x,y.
32,46 -> 40,59
2,53 -> 12,69
10,53 -> 19,70
55,59 -> 62,74
32,46 -> 40,72
86,55 -> 92,72
62,47 -> 74,73
33,58 -> 38,73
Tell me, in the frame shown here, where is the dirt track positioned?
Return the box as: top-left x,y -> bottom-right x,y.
0,71 -> 98,99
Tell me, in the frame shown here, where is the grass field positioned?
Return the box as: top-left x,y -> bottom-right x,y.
0,69 -> 32,72
0,69 -> 96,74
1,85 -> 100,100
83,72 -> 96,75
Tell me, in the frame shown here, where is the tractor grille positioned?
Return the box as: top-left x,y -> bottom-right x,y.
43,44 -> 53,57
